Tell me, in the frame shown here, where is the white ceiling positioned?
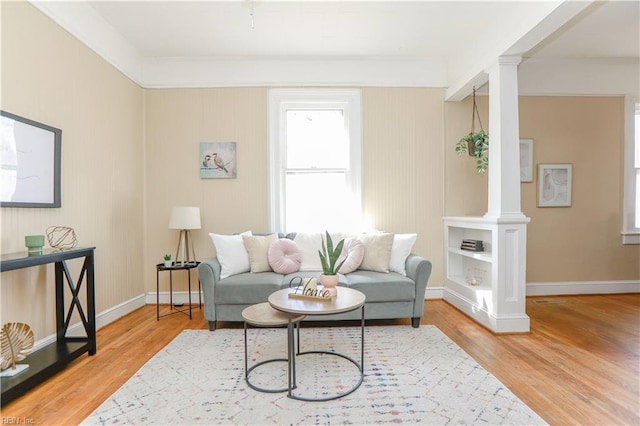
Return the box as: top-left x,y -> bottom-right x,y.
32,0 -> 639,99
86,0 -> 638,59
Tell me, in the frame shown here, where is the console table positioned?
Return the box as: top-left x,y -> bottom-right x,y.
0,247 -> 96,405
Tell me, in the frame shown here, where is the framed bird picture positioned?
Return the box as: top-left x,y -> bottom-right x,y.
200,142 -> 237,179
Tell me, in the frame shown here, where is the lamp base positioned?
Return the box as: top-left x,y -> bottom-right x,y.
174,229 -> 197,265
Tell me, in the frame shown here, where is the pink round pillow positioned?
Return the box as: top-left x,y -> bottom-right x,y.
337,238 -> 365,274
268,238 -> 302,274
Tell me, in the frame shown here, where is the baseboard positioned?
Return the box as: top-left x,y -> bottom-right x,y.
443,288 -> 530,333
32,294 -> 147,351
526,280 -> 640,296
146,291 -> 203,305
426,280 -> 640,300
425,286 -> 444,299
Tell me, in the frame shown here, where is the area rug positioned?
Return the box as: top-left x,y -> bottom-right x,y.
83,326 -> 546,425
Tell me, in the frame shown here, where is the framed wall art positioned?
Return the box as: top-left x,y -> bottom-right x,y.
519,139 -> 533,182
1,111 -> 62,208
538,163 -> 572,207
200,142 -> 237,179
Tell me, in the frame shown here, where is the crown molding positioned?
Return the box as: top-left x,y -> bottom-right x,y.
30,0 -> 144,85
140,56 -> 447,88
29,1 -> 447,89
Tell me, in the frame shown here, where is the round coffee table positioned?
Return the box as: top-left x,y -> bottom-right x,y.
241,303 -> 305,393
268,286 -> 366,401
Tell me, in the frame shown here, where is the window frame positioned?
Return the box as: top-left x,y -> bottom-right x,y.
268,89 -> 362,233
622,95 -> 640,244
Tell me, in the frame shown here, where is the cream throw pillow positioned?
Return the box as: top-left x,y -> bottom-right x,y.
210,231 -> 252,279
242,234 -> 278,273
358,233 -> 394,273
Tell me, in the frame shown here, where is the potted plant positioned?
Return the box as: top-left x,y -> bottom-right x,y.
455,129 -> 488,173
163,254 -> 172,268
455,86 -> 489,173
318,231 -> 346,293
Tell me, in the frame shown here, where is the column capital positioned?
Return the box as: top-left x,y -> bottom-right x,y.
498,56 -> 522,66
485,56 -> 522,73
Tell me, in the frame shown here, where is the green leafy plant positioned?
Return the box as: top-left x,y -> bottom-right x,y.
163,254 -> 171,261
455,86 -> 489,174
318,231 -> 346,275
455,130 -> 489,173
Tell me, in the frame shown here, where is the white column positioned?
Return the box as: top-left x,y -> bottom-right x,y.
484,56 -> 527,221
485,56 -> 530,333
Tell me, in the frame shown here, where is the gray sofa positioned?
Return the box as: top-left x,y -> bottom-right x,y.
197,249 -> 432,331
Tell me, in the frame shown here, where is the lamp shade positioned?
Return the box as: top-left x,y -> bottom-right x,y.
168,206 -> 201,230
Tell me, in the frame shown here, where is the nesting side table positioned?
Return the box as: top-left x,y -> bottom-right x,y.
242,302 -> 305,393
268,287 -> 366,401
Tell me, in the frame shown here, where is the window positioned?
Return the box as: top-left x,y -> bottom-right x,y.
268,89 -> 362,232
622,96 -> 640,244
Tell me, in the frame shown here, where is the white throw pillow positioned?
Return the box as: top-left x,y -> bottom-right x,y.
389,233 -> 417,275
293,232 -> 323,271
358,233 -> 394,273
209,231 -> 252,279
337,238 -> 365,274
242,234 -> 278,273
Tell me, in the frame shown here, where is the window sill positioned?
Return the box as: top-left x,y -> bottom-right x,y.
622,232 -> 640,245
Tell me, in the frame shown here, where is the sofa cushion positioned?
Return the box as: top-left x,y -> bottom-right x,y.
268,238 -> 302,274
389,233 -> 417,276
210,231 -> 252,279
358,233 -> 394,273
283,271 -> 348,288
242,234 -> 278,273
215,272 -> 285,304
337,238 -> 365,274
293,232 -> 323,271
345,271 -> 415,302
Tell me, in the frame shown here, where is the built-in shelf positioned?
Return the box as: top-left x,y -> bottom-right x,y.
444,216 -> 530,333
447,247 -> 492,262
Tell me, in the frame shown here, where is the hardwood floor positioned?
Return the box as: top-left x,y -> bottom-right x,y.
2,294 -> 638,425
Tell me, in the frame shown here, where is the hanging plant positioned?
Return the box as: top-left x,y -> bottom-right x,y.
455,87 -> 489,173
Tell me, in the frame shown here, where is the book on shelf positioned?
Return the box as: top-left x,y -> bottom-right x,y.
460,239 -> 484,252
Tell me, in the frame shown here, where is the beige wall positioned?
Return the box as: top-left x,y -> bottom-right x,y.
143,87 -> 446,292
361,88 -> 444,285
445,95 -> 639,283
1,2 -> 145,341
144,87 -> 271,292
520,96 -> 638,282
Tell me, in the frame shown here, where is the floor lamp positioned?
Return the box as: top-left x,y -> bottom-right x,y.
169,206 -> 201,265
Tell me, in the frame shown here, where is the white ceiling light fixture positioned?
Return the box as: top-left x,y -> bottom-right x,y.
243,0 -> 256,30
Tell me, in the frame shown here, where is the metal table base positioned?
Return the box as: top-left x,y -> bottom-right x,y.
286,305 -> 365,401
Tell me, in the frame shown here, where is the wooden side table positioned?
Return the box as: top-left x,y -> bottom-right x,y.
156,262 -> 201,320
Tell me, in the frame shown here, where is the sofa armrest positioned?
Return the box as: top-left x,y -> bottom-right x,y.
405,254 -> 433,319
197,257 -> 221,327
